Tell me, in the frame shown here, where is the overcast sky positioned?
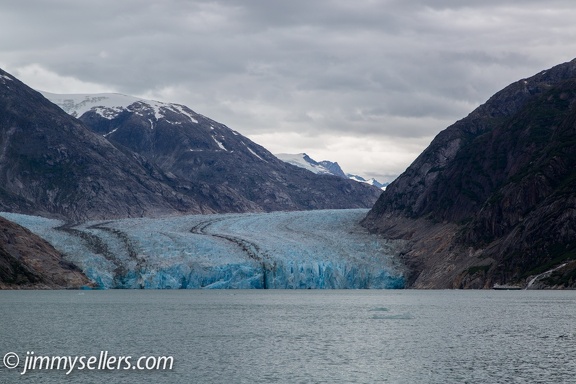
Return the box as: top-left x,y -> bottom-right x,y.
2,1 -> 576,182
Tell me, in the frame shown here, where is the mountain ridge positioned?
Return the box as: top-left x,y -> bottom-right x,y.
44,92 -> 381,214
0,69 -> 382,288
0,68 -> 382,223
0,69 -> 207,221
275,152 -> 388,189
362,58 -> 576,289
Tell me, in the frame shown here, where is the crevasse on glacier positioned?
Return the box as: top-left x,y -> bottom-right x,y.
0,209 -> 405,289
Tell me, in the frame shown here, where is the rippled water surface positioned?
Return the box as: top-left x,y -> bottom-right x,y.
1,290 -> 575,383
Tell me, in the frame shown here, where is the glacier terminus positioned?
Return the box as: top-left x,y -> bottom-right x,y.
1,209 -> 405,289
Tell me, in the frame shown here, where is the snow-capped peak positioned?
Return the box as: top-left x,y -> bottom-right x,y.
41,92 -> 199,124
347,174 -> 388,190
274,153 -> 334,175
275,152 -> 388,190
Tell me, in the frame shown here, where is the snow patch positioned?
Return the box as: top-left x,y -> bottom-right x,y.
93,105 -> 124,119
103,127 -> 120,138
243,142 -> 266,162
212,136 -> 227,151
171,104 -> 199,124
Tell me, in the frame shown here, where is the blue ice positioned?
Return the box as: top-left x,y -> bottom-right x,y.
0,209 -> 406,289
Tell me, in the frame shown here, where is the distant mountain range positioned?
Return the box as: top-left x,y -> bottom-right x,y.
275,153 -> 388,190
363,58 -> 576,289
0,68 -> 384,287
7,57 -> 576,290
0,67 -> 382,223
43,92 -> 382,217
347,174 -> 388,190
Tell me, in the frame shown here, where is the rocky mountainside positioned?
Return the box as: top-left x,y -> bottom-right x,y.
318,160 -> 348,178
363,58 -> 576,289
0,216 -> 92,289
45,93 -> 381,214
0,69 -> 208,221
0,69 -> 381,288
0,68 -> 380,222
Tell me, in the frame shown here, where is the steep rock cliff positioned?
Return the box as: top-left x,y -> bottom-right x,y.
0,216 -> 92,289
363,59 -> 576,288
0,69 -> 207,221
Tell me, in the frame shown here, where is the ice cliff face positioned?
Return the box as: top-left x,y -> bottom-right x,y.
1,209 -> 405,289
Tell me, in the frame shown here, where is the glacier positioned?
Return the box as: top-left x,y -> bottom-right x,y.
0,209 -> 406,289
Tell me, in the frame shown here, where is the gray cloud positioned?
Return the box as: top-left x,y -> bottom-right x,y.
2,1 -> 576,182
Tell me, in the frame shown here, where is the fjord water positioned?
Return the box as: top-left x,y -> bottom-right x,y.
1,290 -> 575,383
